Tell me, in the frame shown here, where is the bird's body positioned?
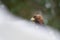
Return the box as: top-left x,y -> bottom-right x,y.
31,14 -> 44,25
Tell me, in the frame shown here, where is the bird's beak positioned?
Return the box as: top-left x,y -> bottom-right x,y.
30,17 -> 35,21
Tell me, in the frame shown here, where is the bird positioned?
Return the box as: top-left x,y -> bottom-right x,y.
30,14 -> 44,25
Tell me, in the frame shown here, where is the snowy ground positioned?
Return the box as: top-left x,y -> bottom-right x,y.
0,4 -> 60,40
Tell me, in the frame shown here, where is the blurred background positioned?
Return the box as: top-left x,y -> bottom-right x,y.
0,0 -> 60,31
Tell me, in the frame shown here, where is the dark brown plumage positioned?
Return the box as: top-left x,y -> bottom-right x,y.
31,14 -> 44,25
